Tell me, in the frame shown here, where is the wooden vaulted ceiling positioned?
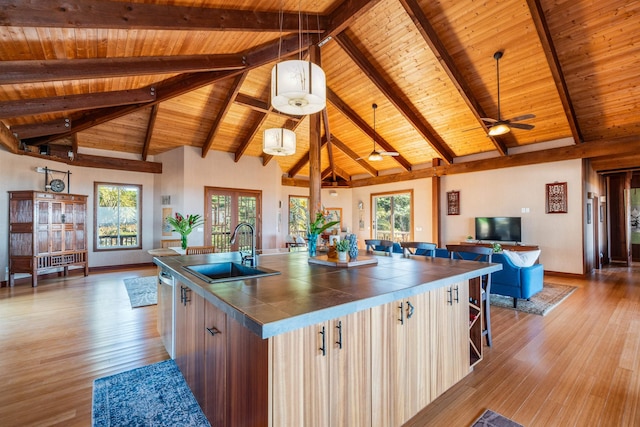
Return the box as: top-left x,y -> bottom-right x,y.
0,0 -> 639,184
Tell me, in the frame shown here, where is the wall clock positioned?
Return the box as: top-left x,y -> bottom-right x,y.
49,178 -> 66,193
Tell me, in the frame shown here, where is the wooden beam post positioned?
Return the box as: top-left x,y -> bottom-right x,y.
309,45 -> 323,217
431,158 -> 442,247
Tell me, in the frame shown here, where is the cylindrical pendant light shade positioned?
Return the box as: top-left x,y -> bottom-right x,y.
487,123 -> 511,136
271,60 -> 326,115
263,128 -> 296,156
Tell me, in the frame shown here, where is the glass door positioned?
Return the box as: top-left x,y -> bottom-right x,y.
371,191 -> 413,243
205,187 -> 262,253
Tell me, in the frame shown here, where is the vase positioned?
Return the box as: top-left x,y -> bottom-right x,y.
181,234 -> 188,250
307,233 -> 318,257
338,251 -> 347,262
348,234 -> 359,260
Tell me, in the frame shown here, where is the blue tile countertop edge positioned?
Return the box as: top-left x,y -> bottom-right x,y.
154,251 -> 502,339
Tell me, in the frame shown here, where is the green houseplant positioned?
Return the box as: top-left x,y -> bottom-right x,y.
307,211 -> 339,257
166,212 -> 204,249
335,238 -> 350,262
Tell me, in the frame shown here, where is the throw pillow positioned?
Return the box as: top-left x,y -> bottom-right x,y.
502,249 -> 541,267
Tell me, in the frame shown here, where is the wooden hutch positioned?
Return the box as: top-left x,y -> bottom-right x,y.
8,191 -> 89,287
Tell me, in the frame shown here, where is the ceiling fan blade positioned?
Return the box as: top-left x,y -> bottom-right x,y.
480,118 -> 498,123
508,113 -> 536,122
381,151 -> 399,156
509,122 -> 535,130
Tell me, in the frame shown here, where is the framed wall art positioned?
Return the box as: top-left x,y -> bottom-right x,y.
447,191 -> 460,215
325,208 -> 342,234
546,182 -> 568,214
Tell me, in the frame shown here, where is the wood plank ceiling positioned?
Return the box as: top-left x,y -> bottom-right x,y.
0,0 -> 639,183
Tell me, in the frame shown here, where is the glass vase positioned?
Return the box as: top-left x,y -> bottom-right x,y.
181,234 -> 188,250
307,234 -> 318,257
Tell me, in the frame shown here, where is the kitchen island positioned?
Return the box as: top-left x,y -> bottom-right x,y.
154,251 -> 501,427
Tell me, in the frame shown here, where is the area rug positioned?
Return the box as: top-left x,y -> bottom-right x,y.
470,409 -> 523,427
123,276 -> 157,308
92,359 -> 210,427
490,282 -> 577,316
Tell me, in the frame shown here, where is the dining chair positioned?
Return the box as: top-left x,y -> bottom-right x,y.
186,246 -> 216,255
446,244 -> 494,347
400,241 -> 437,258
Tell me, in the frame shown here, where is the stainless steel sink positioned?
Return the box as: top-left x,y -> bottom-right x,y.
182,262 -> 280,283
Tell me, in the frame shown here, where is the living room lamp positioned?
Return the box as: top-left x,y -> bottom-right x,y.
263,128 -> 296,156
270,4 -> 326,115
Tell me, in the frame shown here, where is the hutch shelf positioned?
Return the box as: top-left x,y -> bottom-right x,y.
8,191 -> 89,287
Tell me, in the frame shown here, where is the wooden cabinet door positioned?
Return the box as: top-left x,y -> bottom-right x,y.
270,327 -> 305,426
402,292 -> 432,421
329,310 -> 371,427
36,200 -> 51,255
429,282 -> 469,399
203,300 -> 227,426
174,282 -> 205,405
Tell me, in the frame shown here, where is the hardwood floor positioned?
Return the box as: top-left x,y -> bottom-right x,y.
0,266 -> 167,427
0,264 -> 638,426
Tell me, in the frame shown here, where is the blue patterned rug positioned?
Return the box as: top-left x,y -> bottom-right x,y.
92,359 -> 210,426
471,409 -> 523,427
123,276 -> 157,308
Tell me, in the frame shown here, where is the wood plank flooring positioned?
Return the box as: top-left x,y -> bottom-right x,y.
0,264 -> 639,426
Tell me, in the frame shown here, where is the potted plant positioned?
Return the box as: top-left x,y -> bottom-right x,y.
336,239 -> 350,262
166,212 -> 204,249
307,211 -> 339,257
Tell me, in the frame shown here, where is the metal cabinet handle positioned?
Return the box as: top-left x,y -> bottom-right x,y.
319,326 -> 326,356
447,287 -> 453,305
335,321 -> 343,349
398,301 -> 404,325
206,327 -> 221,336
454,286 -> 459,303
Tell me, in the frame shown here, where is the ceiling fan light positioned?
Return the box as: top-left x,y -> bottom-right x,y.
488,123 -> 510,136
263,128 -> 296,156
271,60 -> 326,115
368,152 -> 384,161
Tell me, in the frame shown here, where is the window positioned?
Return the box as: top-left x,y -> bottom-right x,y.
371,190 -> 413,243
95,183 -> 142,250
288,196 -> 310,239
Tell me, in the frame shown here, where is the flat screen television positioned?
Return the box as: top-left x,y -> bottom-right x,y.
475,217 -> 522,243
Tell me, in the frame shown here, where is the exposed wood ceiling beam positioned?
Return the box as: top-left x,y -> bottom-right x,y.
286,138 -> 329,178
330,136 -> 378,177
322,165 -> 350,182
0,87 -> 156,119
526,0 -> 583,144
10,118 -> 71,139
23,32 -> 309,146
141,105 -> 158,161
234,93 -> 301,122
398,0 -> 507,156
20,151 -> 162,173
234,107 -> 269,162
327,88 -> 412,171
202,72 -> 247,158
335,33 -> 456,164
0,122 -> 20,154
0,55 -> 246,85
350,137 -> 640,187
324,0 -> 383,36
322,109 -> 337,182
1,0 -> 327,32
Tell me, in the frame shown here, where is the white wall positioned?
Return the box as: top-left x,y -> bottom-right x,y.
0,149 -> 157,275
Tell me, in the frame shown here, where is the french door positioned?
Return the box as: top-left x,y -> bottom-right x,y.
204,187 -> 262,253
371,190 -> 413,243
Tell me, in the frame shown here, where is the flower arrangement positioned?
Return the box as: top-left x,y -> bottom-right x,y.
307,211 -> 339,235
166,212 -> 204,249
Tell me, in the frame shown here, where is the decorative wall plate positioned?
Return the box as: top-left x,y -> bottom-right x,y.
49,178 -> 65,192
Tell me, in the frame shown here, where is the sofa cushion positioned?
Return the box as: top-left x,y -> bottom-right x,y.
502,249 -> 540,268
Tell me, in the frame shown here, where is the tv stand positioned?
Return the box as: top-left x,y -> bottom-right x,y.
461,242 -> 539,252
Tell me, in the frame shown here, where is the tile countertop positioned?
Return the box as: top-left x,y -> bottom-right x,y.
153,251 -> 502,339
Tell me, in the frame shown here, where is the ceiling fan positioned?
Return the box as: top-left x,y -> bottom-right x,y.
360,103 -> 399,161
481,51 -> 535,136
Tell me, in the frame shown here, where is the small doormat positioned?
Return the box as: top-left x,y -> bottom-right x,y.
490,282 -> 577,316
92,359 -> 210,427
470,409 -> 523,427
123,276 -> 157,308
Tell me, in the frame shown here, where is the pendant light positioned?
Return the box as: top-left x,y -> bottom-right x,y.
270,2 -> 326,115
263,128 -> 296,156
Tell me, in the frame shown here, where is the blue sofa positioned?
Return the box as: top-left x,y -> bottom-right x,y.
434,248 -> 544,308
